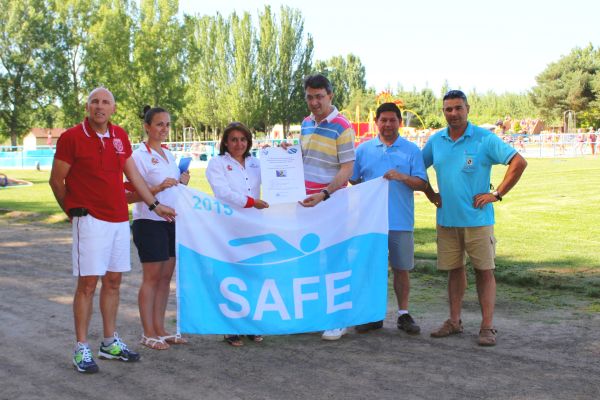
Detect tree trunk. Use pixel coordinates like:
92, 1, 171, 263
283, 121, 290, 139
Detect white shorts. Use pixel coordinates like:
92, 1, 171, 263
72, 214, 131, 276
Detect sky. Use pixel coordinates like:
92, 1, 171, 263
178, 0, 600, 95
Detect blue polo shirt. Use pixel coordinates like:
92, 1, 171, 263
422, 122, 517, 227
352, 135, 427, 231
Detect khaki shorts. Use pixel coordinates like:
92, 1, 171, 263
436, 225, 496, 271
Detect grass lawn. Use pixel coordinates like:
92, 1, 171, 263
2, 156, 599, 296
415, 157, 600, 296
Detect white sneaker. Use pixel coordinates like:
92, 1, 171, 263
321, 328, 347, 341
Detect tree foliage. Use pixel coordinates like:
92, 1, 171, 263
3, 0, 574, 146
531, 44, 600, 127
46, 0, 98, 127
315, 54, 366, 112
269, 6, 313, 136
0, 1, 364, 143
0, 0, 50, 146
183, 13, 230, 139
130, 0, 186, 139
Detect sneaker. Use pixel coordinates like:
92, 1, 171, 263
397, 314, 421, 335
478, 328, 497, 346
430, 319, 464, 338
98, 333, 140, 362
355, 320, 384, 333
321, 328, 348, 341
73, 343, 99, 374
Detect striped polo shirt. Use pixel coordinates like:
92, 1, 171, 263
300, 106, 356, 193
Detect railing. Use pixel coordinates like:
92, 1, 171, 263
0, 146, 56, 169
0, 134, 597, 169
0, 140, 299, 169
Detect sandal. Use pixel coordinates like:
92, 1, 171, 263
224, 335, 243, 347
478, 328, 497, 346
159, 334, 188, 345
140, 335, 169, 350
246, 335, 264, 343
430, 319, 463, 338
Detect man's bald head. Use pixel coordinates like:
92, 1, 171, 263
87, 87, 115, 105
85, 87, 116, 129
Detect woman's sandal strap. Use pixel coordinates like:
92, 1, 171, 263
140, 335, 169, 350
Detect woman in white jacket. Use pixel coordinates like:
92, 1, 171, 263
206, 121, 268, 346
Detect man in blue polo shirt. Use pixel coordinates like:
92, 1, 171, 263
351, 102, 427, 335
423, 90, 527, 346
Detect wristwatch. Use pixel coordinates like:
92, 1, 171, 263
148, 199, 160, 211
320, 189, 330, 201
492, 191, 502, 201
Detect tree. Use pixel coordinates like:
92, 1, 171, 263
227, 11, 259, 128
315, 53, 366, 112
255, 6, 278, 133
531, 44, 600, 126
46, 0, 99, 128
183, 13, 230, 140
83, 0, 135, 131
131, 0, 186, 140
584, 72, 600, 126
0, 0, 51, 146
270, 6, 313, 137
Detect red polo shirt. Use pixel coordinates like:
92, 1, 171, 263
54, 118, 133, 222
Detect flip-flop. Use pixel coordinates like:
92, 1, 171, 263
140, 335, 169, 350
224, 335, 243, 347
159, 334, 188, 345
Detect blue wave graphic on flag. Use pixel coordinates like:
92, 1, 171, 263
177, 233, 388, 334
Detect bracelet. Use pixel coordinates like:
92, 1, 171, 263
321, 189, 330, 201
148, 200, 160, 211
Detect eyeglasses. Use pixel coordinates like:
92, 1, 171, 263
443, 90, 467, 101
305, 94, 327, 101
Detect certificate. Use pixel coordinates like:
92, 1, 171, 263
260, 145, 306, 204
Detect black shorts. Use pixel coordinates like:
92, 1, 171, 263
131, 219, 175, 263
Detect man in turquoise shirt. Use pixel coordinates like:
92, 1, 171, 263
351, 102, 427, 335
423, 90, 527, 346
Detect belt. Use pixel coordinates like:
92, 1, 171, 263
69, 208, 89, 217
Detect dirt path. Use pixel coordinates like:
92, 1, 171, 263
1, 220, 598, 400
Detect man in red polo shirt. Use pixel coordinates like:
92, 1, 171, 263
50, 87, 176, 374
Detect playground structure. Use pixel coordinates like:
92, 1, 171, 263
349, 91, 427, 145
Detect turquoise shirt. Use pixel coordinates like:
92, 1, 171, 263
352, 136, 427, 231
422, 122, 517, 227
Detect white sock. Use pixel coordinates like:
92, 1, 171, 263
398, 310, 408, 316
103, 335, 115, 345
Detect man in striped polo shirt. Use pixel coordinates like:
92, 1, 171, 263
300, 74, 356, 340
299, 74, 356, 206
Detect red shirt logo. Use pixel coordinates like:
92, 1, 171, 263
227, 165, 233, 171
151, 157, 159, 165
113, 138, 124, 153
